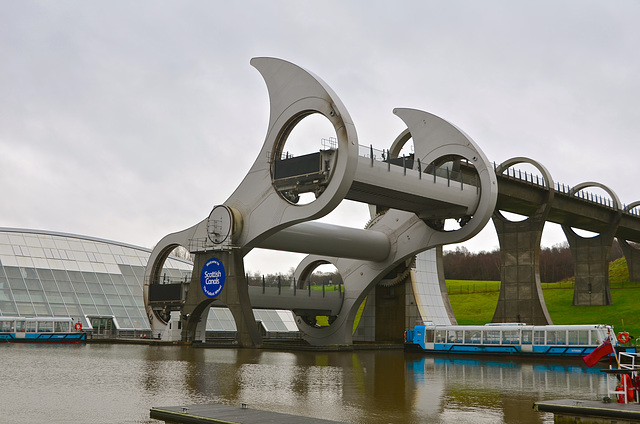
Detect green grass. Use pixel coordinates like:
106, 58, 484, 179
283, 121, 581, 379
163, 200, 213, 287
446, 280, 501, 295
447, 290, 498, 325
317, 259, 638, 340
449, 286, 640, 337
447, 258, 640, 342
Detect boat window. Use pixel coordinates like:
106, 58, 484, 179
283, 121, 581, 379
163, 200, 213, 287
568, 331, 578, 345
534, 330, 545, 344
25, 321, 36, 332
0, 320, 14, 332
447, 330, 463, 343
591, 329, 604, 344
521, 330, 533, 345
548, 330, 566, 345
484, 330, 500, 344
578, 330, 589, 345
425, 329, 434, 343
435, 330, 446, 344
15, 321, 26, 332
502, 330, 519, 344
38, 321, 53, 333
465, 330, 481, 344
55, 321, 70, 332
568, 330, 588, 345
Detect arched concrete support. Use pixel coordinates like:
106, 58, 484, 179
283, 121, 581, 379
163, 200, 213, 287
492, 157, 553, 325
619, 202, 640, 283
562, 182, 622, 306
182, 250, 262, 347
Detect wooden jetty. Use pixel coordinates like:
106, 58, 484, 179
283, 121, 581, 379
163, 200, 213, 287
150, 403, 347, 424
534, 399, 640, 423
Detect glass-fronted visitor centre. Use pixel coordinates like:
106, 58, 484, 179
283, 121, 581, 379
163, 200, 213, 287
0, 228, 298, 339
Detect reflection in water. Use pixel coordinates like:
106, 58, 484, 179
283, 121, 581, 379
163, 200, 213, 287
408, 355, 607, 424
1, 344, 610, 424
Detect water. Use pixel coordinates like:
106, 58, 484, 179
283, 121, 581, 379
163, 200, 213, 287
0, 344, 611, 423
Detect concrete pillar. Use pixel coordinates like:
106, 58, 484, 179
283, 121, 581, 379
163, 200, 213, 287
182, 250, 262, 347
561, 182, 621, 306
492, 215, 553, 324
619, 202, 640, 283
492, 158, 553, 325
375, 283, 406, 343
562, 229, 615, 306
619, 238, 640, 282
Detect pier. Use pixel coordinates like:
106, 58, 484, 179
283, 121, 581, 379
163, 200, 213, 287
150, 403, 346, 424
534, 399, 640, 423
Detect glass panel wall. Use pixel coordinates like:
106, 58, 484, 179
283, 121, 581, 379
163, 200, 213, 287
0, 229, 192, 331
0, 229, 299, 337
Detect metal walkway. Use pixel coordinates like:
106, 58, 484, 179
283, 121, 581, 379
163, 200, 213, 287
151, 403, 346, 424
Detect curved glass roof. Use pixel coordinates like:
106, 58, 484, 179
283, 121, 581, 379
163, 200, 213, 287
0, 228, 191, 330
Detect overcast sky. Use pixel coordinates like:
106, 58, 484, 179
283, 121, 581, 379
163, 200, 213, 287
2, 1, 639, 274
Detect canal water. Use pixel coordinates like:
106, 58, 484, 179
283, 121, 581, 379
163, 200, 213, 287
1, 343, 611, 423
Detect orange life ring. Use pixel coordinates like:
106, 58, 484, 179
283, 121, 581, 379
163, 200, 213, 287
618, 332, 630, 344
74, 322, 83, 331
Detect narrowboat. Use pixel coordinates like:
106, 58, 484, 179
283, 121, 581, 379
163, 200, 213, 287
405, 323, 634, 358
0, 316, 86, 343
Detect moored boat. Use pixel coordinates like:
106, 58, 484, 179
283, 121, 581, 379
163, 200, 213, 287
0, 316, 86, 343
405, 322, 635, 358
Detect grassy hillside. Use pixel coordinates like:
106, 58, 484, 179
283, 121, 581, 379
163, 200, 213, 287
447, 258, 640, 342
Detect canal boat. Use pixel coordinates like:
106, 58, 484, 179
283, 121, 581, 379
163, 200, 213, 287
405, 323, 632, 358
0, 316, 86, 343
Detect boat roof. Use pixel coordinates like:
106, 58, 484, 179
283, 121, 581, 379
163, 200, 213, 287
417, 323, 612, 330
0, 316, 73, 322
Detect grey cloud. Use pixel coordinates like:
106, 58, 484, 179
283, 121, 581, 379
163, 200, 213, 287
1, 1, 639, 273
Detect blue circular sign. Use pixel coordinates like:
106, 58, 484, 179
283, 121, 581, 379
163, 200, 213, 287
200, 258, 226, 298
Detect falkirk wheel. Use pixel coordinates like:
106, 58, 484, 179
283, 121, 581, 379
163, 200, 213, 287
143, 57, 498, 347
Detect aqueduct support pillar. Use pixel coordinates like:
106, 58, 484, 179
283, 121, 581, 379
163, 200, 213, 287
619, 239, 640, 283
491, 158, 553, 325
561, 182, 621, 306
619, 202, 640, 283
562, 229, 615, 306
492, 216, 553, 324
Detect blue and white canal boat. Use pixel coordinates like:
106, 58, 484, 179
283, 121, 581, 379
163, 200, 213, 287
405, 323, 628, 358
0, 316, 86, 343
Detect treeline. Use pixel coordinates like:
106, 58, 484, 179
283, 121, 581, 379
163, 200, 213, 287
177, 241, 627, 285
443, 241, 624, 282
246, 270, 343, 287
